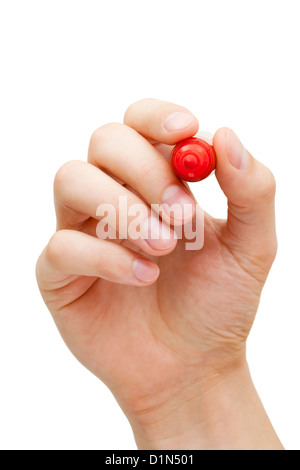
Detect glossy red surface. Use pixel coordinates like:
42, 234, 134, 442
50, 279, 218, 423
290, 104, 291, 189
171, 137, 216, 182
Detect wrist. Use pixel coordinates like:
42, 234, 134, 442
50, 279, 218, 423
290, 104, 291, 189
126, 361, 283, 450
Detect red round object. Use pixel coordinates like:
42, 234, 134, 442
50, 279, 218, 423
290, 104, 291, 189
171, 137, 216, 182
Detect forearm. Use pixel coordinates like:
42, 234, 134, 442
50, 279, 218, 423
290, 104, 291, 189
129, 363, 283, 450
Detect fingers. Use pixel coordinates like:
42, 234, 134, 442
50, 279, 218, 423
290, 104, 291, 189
213, 128, 277, 265
36, 230, 160, 288
88, 123, 196, 224
124, 98, 199, 144
54, 160, 177, 256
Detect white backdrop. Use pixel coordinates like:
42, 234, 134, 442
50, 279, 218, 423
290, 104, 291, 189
0, 0, 299, 450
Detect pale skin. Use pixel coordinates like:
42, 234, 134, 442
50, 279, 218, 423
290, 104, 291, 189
36, 98, 283, 450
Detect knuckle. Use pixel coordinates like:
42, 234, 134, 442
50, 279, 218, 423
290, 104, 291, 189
45, 230, 69, 267
123, 98, 153, 122
89, 122, 123, 152
123, 103, 135, 123
54, 160, 82, 194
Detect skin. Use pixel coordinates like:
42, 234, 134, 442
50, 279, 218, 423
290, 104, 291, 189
36, 98, 283, 450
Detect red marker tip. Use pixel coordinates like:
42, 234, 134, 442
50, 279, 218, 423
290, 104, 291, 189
171, 137, 216, 182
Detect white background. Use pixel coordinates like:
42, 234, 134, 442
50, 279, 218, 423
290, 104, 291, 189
0, 0, 299, 450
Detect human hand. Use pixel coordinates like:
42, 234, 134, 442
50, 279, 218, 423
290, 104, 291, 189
36, 99, 282, 450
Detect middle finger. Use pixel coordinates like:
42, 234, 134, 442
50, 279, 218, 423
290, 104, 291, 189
88, 123, 196, 224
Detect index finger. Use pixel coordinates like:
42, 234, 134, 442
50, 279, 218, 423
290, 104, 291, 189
123, 98, 199, 145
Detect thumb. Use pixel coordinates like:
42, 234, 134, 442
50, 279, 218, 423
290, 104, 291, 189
213, 127, 277, 269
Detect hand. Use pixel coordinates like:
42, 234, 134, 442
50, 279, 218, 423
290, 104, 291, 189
36, 98, 282, 450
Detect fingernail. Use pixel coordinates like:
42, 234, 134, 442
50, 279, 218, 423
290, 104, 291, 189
163, 112, 195, 132
141, 216, 176, 251
133, 259, 159, 283
226, 129, 250, 170
162, 185, 195, 222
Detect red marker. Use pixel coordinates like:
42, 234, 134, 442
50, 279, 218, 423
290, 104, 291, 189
171, 137, 216, 182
